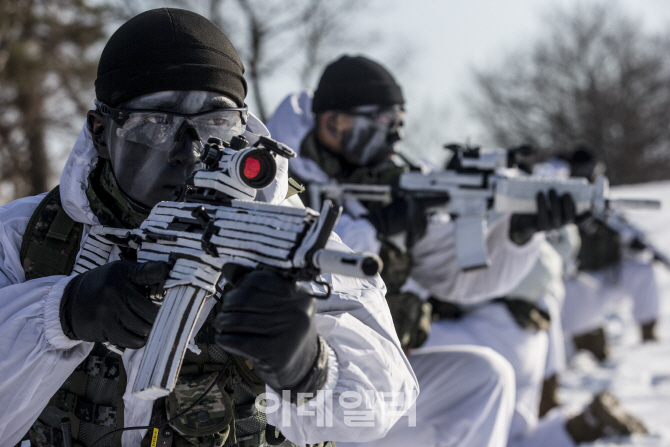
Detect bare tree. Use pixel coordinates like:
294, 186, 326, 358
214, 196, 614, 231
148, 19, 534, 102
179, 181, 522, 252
191, 0, 372, 122
0, 0, 374, 202
0, 0, 110, 202
0, 0, 197, 203
468, 4, 670, 185
400, 100, 454, 167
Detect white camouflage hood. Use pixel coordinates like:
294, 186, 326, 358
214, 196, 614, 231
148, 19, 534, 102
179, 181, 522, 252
265, 91, 331, 184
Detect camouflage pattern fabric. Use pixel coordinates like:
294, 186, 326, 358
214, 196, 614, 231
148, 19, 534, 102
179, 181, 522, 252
161, 305, 334, 447
85, 159, 151, 229
51, 389, 116, 426
495, 298, 551, 332
28, 345, 123, 447
29, 419, 67, 447
80, 353, 121, 380
378, 240, 412, 293
296, 132, 431, 350
379, 240, 432, 351
577, 216, 622, 272
386, 292, 433, 351
21, 177, 128, 446
156, 306, 261, 447
167, 372, 234, 442
297, 131, 405, 191
20, 186, 84, 280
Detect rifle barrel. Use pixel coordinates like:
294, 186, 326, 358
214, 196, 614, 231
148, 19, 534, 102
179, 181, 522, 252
312, 249, 383, 278
607, 198, 661, 210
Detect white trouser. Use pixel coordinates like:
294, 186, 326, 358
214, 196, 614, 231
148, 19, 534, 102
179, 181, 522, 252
424, 302, 576, 447
541, 292, 567, 378
337, 345, 515, 447
562, 260, 660, 337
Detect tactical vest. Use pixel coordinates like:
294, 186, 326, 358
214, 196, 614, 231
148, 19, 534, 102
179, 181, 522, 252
21, 186, 329, 447
577, 217, 622, 272
292, 134, 431, 351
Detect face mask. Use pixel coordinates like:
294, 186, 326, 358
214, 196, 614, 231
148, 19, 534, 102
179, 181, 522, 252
340, 105, 405, 167
95, 91, 247, 208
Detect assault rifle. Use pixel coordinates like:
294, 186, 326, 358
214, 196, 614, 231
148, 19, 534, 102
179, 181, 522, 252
72, 135, 382, 400
596, 209, 670, 269
309, 144, 659, 270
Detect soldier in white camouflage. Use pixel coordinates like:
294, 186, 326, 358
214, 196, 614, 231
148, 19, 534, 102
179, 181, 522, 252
0, 8, 417, 447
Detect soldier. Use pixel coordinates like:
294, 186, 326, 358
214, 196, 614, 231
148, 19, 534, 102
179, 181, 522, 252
266, 56, 530, 447
0, 10, 418, 447
560, 148, 661, 358
266, 55, 647, 447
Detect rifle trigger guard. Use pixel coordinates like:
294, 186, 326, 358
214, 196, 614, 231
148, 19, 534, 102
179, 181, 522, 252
310, 277, 331, 299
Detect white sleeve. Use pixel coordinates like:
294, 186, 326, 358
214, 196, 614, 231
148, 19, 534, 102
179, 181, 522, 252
0, 194, 45, 287
410, 214, 543, 305
333, 213, 382, 255
266, 237, 419, 446
265, 91, 315, 154
506, 240, 564, 303
0, 196, 93, 446
548, 223, 581, 263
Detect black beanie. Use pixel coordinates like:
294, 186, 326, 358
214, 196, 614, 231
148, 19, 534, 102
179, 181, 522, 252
312, 55, 404, 113
95, 8, 247, 107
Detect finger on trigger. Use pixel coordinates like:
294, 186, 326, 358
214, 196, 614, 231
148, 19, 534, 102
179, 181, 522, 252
126, 289, 160, 323
126, 261, 171, 287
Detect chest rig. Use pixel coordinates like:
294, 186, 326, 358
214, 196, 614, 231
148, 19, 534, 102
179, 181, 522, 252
293, 133, 431, 352
20, 185, 328, 447
294, 132, 413, 294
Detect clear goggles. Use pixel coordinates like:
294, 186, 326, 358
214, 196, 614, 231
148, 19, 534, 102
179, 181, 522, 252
347, 104, 405, 133
95, 99, 248, 151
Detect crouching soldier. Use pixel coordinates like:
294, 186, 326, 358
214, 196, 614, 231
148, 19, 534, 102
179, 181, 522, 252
0, 9, 417, 447
267, 55, 517, 447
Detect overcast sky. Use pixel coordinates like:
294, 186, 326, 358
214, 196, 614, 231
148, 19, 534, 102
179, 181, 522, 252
259, 0, 670, 161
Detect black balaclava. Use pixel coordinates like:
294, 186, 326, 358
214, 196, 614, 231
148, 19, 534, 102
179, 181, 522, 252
95, 8, 247, 107
312, 55, 404, 113
569, 145, 604, 180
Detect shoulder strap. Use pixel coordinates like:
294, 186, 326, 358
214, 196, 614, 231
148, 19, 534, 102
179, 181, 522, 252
20, 185, 84, 280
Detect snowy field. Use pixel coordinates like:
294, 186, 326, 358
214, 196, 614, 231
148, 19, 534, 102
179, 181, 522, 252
18, 181, 670, 447
562, 181, 670, 447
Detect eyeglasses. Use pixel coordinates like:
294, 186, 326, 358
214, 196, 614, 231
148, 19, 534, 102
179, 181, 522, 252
95, 99, 249, 151
346, 104, 405, 133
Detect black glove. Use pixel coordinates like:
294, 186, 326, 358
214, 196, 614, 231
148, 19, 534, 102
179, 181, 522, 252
386, 292, 432, 352
60, 260, 169, 349
509, 190, 577, 244
214, 267, 328, 402
366, 195, 447, 247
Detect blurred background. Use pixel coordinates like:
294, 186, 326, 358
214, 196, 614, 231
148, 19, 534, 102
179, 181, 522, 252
4, 2, 670, 445
1, 0, 670, 203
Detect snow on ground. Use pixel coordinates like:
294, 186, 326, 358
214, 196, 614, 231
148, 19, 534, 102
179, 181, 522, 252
18, 181, 670, 447
560, 181, 670, 447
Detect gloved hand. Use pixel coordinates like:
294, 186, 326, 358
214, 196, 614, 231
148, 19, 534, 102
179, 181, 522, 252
60, 260, 169, 349
366, 195, 447, 248
386, 292, 432, 352
509, 190, 577, 244
214, 267, 328, 402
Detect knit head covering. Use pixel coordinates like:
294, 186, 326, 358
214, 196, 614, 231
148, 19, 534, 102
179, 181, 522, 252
95, 8, 247, 107
312, 55, 404, 113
